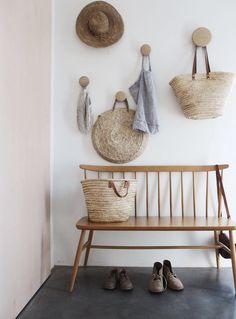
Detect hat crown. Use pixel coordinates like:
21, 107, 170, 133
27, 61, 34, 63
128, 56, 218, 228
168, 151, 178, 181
88, 11, 109, 36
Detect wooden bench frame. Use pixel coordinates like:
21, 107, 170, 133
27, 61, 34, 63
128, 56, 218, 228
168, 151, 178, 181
69, 164, 236, 293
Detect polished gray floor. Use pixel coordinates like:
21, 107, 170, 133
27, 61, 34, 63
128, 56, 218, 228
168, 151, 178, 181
18, 266, 236, 319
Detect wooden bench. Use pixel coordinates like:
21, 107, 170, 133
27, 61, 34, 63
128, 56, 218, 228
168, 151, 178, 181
69, 164, 236, 292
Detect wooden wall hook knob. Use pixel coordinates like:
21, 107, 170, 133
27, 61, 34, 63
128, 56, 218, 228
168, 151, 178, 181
79, 76, 90, 88
115, 91, 126, 102
140, 44, 151, 56
192, 27, 212, 47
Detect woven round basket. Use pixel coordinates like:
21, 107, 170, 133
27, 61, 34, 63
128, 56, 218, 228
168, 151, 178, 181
81, 179, 137, 223
92, 107, 148, 163
170, 46, 235, 119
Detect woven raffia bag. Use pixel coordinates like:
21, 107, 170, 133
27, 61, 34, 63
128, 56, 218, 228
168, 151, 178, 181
81, 179, 137, 222
170, 46, 234, 119
92, 97, 148, 163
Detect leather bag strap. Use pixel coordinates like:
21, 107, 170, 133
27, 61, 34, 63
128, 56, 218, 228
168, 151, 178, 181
216, 165, 230, 219
192, 46, 211, 80
108, 181, 130, 198
112, 98, 129, 112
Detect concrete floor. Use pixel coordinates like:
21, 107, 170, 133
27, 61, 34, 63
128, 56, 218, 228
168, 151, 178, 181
18, 266, 236, 319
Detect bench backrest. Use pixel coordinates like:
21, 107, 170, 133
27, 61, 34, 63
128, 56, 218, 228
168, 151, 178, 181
80, 164, 229, 218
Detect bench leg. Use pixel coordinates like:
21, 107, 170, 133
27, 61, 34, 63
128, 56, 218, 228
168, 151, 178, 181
229, 230, 236, 294
214, 231, 220, 269
69, 230, 86, 292
84, 230, 94, 267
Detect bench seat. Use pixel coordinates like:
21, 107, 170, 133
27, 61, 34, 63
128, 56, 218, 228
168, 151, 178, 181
76, 216, 236, 231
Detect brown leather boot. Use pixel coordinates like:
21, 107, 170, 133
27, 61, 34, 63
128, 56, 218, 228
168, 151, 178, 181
163, 260, 184, 291
103, 268, 119, 290
119, 268, 133, 291
148, 262, 167, 293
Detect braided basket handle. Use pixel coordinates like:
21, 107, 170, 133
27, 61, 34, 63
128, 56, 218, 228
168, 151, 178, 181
108, 181, 130, 198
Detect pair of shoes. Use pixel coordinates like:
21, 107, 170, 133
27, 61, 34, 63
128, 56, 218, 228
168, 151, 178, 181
149, 260, 184, 293
103, 268, 133, 291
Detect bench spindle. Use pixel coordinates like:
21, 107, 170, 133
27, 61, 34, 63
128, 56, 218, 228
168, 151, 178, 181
181, 172, 184, 217
205, 171, 208, 217
169, 172, 172, 217
146, 172, 149, 217
192, 172, 196, 218
158, 172, 161, 217
134, 172, 137, 217
218, 170, 223, 218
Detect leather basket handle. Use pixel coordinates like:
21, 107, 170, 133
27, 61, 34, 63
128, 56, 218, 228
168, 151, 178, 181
192, 46, 211, 80
108, 181, 130, 198
112, 99, 130, 112
216, 165, 230, 219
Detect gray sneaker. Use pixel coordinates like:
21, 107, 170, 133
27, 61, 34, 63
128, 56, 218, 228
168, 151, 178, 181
163, 260, 184, 291
119, 268, 133, 291
148, 262, 167, 293
103, 268, 118, 290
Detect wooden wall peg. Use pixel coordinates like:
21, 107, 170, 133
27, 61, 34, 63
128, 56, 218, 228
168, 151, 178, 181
79, 76, 90, 88
115, 91, 126, 102
192, 27, 212, 47
140, 44, 151, 56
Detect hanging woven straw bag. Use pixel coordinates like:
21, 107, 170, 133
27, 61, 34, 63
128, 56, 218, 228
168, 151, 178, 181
92, 96, 148, 163
169, 46, 234, 119
81, 179, 137, 223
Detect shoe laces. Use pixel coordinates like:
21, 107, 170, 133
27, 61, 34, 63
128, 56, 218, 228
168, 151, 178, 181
152, 273, 161, 281
152, 273, 167, 290
120, 270, 128, 280
167, 272, 177, 280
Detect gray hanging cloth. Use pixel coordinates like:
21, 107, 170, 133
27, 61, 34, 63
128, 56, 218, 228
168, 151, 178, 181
129, 56, 159, 134
77, 87, 93, 134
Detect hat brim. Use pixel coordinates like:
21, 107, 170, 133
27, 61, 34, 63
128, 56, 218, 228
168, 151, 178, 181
76, 1, 124, 48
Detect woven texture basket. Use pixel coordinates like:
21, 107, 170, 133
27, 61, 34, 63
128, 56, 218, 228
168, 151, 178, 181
81, 179, 137, 222
170, 46, 234, 119
92, 99, 148, 163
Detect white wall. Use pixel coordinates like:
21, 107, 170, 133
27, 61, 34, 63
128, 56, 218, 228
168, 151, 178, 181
0, 1, 52, 318
53, 0, 236, 267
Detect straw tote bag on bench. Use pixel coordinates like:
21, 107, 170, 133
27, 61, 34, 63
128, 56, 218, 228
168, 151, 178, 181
169, 46, 234, 119
81, 179, 137, 222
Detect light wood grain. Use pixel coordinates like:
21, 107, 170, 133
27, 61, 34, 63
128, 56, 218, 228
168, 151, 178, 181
140, 44, 151, 56
83, 230, 94, 266
169, 172, 172, 217
115, 91, 126, 102
76, 216, 236, 231
146, 172, 149, 216
192, 172, 196, 217
206, 171, 209, 217
181, 172, 184, 217
229, 230, 236, 293
90, 244, 221, 250
158, 172, 161, 217
80, 164, 229, 172
69, 230, 86, 292
79, 76, 89, 88
214, 230, 220, 269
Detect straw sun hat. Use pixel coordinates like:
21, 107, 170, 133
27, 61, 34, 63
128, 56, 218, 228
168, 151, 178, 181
76, 1, 124, 48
